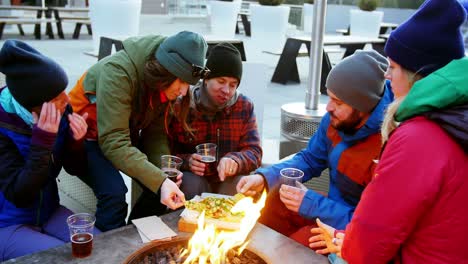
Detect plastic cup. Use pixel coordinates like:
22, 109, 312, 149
67, 213, 96, 258
195, 143, 218, 181
160, 155, 183, 182
280, 168, 304, 186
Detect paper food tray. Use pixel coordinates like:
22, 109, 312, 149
180, 193, 241, 230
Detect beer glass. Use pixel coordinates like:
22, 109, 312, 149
280, 168, 304, 186
67, 213, 96, 258
160, 155, 183, 182
195, 143, 218, 181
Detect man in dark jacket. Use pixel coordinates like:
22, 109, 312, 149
0, 40, 90, 261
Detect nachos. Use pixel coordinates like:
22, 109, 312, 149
184, 193, 246, 222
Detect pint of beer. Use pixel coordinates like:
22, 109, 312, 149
161, 155, 183, 182
196, 143, 218, 182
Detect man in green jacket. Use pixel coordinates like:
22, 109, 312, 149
69, 31, 208, 231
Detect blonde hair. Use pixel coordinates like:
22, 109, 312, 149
381, 69, 423, 144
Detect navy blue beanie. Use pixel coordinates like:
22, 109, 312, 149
0, 40, 68, 109
384, 0, 466, 76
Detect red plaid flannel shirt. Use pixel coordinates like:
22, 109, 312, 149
168, 93, 262, 175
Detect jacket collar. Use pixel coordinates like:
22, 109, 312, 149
0, 87, 31, 134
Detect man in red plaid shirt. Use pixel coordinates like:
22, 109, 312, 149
169, 43, 262, 199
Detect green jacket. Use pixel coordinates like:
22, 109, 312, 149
396, 57, 468, 122
83, 35, 169, 193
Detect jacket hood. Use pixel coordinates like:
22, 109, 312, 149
122, 35, 167, 84
396, 57, 468, 122
424, 104, 468, 153
339, 81, 394, 142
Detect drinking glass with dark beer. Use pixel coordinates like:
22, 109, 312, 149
160, 155, 183, 182
67, 213, 96, 258
195, 143, 218, 182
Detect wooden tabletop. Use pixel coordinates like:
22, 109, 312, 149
0, 5, 47, 11
292, 34, 386, 45
47, 6, 89, 12
380, 22, 398, 29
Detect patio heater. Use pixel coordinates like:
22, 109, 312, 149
279, 0, 328, 158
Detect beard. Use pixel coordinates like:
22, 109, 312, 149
330, 109, 364, 135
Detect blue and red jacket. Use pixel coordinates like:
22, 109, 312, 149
0, 98, 86, 228
257, 82, 393, 230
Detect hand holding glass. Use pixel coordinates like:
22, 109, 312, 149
195, 143, 218, 180
161, 155, 183, 182
280, 168, 304, 186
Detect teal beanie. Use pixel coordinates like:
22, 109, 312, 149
155, 31, 208, 85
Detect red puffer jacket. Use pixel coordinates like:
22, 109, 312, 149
341, 117, 468, 264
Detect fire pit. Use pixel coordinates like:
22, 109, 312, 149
125, 192, 269, 264
124, 237, 266, 264
120, 192, 326, 264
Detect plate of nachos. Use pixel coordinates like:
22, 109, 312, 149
180, 193, 246, 230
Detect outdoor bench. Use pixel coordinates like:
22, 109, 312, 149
0, 17, 56, 39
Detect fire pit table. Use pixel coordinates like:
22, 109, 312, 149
3, 210, 328, 264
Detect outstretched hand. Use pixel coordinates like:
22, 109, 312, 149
236, 174, 265, 197
32, 102, 61, 134
160, 178, 185, 209
309, 218, 344, 257
217, 157, 238, 181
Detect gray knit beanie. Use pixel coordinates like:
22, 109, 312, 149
326, 50, 388, 113
156, 31, 208, 85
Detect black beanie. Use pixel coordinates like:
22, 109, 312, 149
0, 40, 68, 109
205, 43, 242, 84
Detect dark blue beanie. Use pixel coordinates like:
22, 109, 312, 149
384, 0, 466, 76
0, 40, 68, 109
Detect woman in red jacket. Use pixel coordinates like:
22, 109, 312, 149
309, 0, 468, 263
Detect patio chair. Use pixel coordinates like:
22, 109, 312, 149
57, 170, 140, 218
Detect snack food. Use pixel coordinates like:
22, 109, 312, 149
184, 193, 246, 222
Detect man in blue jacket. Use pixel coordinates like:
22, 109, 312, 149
237, 50, 393, 247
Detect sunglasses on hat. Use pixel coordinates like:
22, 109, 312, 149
179, 54, 210, 79
192, 64, 211, 79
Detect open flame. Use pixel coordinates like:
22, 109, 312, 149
180, 190, 267, 264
